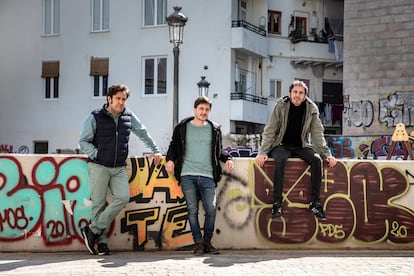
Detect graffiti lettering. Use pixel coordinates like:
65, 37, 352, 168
157, 204, 193, 249
127, 157, 183, 203
390, 221, 408, 238
1, 154, 414, 251
121, 207, 160, 250
344, 101, 374, 128
0, 205, 30, 232
379, 91, 414, 127
319, 223, 346, 239
252, 159, 414, 245
328, 137, 355, 158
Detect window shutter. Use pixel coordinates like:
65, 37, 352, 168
90, 57, 109, 76
41, 61, 60, 78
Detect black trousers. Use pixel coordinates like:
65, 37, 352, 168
270, 145, 323, 204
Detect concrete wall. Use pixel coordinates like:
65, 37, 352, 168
1, 154, 414, 252
343, 0, 414, 136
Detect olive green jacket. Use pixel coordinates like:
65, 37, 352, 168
258, 96, 332, 160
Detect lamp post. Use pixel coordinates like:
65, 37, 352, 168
166, 6, 187, 126
197, 76, 210, 97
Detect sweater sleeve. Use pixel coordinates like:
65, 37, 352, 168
78, 114, 98, 160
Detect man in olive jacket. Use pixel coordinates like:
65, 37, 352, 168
256, 80, 337, 220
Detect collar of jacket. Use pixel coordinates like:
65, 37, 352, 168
101, 104, 126, 118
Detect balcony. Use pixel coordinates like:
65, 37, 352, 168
231, 20, 268, 57
230, 93, 268, 125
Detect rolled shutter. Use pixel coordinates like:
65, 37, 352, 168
90, 57, 109, 76
41, 61, 60, 78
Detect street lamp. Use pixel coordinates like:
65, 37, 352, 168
197, 76, 210, 97
166, 6, 188, 126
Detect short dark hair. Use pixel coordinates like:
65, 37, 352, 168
107, 84, 130, 99
289, 80, 308, 95
194, 95, 212, 108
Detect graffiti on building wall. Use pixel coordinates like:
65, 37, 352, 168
0, 144, 29, 154
225, 146, 258, 157
343, 100, 374, 128
1, 155, 414, 251
251, 159, 414, 245
379, 91, 414, 127
342, 90, 414, 131
326, 135, 414, 159
0, 155, 90, 244
226, 136, 414, 160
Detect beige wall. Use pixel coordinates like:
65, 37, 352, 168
343, 1, 414, 136
1, 154, 414, 252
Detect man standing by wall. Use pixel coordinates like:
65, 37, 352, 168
165, 96, 234, 255
79, 84, 162, 255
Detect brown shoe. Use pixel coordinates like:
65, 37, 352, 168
204, 241, 220, 254
193, 242, 205, 255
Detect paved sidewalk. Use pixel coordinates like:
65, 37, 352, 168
0, 249, 413, 276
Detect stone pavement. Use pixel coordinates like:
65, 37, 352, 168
0, 249, 413, 276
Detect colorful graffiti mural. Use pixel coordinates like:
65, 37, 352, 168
324, 135, 414, 159
251, 160, 414, 246
0, 154, 414, 252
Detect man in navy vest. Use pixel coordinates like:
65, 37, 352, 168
79, 84, 161, 255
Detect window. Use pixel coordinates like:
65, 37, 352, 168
34, 141, 48, 154
238, 71, 247, 93
295, 16, 307, 38
268, 10, 281, 34
43, 0, 60, 35
323, 81, 343, 104
41, 61, 59, 99
269, 80, 281, 98
92, 0, 109, 31
240, 0, 247, 21
90, 57, 109, 97
143, 57, 167, 95
144, 0, 167, 26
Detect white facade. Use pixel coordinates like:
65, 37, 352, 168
0, 0, 343, 155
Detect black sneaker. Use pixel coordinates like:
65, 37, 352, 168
271, 202, 282, 219
81, 226, 98, 255
97, 243, 111, 255
204, 241, 220, 254
193, 242, 205, 255
309, 201, 326, 220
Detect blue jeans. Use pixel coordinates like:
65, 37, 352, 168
180, 175, 216, 243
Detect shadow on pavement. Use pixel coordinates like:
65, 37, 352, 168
0, 249, 413, 272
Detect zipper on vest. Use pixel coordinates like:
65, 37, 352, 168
113, 130, 119, 167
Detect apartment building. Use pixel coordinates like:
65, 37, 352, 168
0, 0, 343, 154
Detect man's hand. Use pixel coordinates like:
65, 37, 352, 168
326, 156, 337, 168
225, 159, 234, 173
151, 153, 163, 165
165, 160, 175, 175
255, 154, 268, 167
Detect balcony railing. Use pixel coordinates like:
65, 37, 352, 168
231, 92, 267, 105
232, 20, 266, 37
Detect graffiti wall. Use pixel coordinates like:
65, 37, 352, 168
343, 90, 414, 136
1, 154, 414, 252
